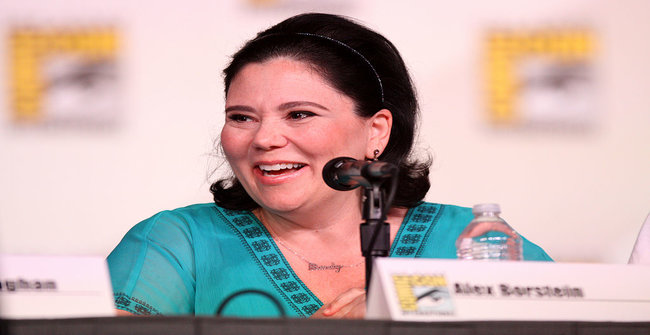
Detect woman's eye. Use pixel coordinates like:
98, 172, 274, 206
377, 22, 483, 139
227, 114, 252, 122
288, 111, 315, 120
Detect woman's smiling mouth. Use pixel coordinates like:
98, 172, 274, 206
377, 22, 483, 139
257, 163, 306, 176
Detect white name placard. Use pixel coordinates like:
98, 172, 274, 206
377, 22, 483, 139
0, 254, 116, 319
366, 258, 650, 322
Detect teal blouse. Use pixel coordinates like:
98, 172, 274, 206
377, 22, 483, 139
107, 202, 551, 317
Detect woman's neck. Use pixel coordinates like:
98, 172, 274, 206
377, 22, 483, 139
254, 199, 408, 249
256, 201, 361, 240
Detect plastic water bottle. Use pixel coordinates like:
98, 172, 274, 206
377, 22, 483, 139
455, 204, 523, 261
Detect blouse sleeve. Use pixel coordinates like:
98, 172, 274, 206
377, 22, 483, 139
107, 211, 196, 315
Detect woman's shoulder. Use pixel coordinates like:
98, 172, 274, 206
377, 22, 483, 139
159, 203, 220, 217
127, 203, 249, 237
143, 203, 240, 222
407, 201, 473, 224
410, 201, 471, 211
109, 203, 252, 266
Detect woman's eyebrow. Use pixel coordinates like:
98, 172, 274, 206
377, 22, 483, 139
225, 105, 255, 113
278, 101, 329, 111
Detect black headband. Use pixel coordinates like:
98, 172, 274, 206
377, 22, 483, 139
254, 32, 385, 104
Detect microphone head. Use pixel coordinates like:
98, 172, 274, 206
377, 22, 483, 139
322, 157, 359, 191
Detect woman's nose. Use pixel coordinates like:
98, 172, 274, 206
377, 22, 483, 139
251, 120, 288, 151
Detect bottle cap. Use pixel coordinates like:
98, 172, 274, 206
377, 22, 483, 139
472, 203, 501, 215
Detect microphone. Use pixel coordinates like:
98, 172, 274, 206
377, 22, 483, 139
322, 157, 398, 191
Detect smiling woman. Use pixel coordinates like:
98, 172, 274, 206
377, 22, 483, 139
106, 13, 552, 319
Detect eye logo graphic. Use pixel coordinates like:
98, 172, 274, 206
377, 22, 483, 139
484, 28, 597, 128
9, 26, 120, 127
393, 275, 454, 315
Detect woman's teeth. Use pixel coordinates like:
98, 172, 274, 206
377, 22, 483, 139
258, 163, 305, 175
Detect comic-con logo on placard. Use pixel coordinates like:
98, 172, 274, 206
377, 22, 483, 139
393, 275, 454, 315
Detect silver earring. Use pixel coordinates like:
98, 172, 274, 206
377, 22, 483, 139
373, 149, 380, 161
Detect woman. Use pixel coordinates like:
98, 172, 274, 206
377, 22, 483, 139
107, 13, 551, 319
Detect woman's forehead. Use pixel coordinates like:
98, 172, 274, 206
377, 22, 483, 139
226, 58, 353, 106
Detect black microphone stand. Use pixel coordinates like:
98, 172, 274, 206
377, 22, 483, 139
321, 157, 398, 292
360, 182, 391, 291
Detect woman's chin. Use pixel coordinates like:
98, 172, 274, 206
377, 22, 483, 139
257, 199, 308, 214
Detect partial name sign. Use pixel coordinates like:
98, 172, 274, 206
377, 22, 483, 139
367, 258, 650, 322
0, 254, 115, 319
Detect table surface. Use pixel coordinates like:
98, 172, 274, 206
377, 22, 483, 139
2, 317, 650, 335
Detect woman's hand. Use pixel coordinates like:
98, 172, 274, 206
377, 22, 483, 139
115, 309, 134, 316
310, 288, 366, 319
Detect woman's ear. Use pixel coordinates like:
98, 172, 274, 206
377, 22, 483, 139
366, 109, 393, 158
